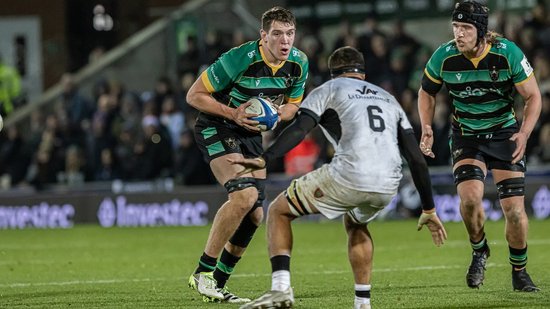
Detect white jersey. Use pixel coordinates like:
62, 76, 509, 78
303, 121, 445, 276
300, 77, 412, 193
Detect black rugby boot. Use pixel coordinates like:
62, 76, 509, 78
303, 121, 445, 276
512, 268, 540, 292
466, 249, 490, 288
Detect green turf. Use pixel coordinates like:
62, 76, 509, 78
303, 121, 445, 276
0, 219, 548, 308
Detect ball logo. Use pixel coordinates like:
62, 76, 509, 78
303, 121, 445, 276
245, 97, 279, 131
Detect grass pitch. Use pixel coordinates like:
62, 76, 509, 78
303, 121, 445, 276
0, 219, 548, 308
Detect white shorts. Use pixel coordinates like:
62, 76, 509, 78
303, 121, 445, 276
284, 164, 396, 224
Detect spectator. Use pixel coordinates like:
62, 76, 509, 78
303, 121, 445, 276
160, 95, 185, 150
57, 145, 87, 186
0, 52, 22, 117
174, 129, 215, 186
95, 147, 121, 181
133, 115, 173, 180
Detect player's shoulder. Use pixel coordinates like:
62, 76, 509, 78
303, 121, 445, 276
221, 40, 260, 60
288, 46, 309, 64
432, 39, 461, 59
332, 78, 398, 103
490, 37, 524, 58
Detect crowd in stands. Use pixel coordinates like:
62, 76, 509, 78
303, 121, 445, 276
1, 4, 550, 189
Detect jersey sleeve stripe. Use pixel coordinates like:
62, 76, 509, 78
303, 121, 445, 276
424, 68, 442, 84
514, 71, 534, 86
287, 95, 303, 104
201, 71, 215, 93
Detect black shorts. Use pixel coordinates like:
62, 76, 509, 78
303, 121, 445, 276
450, 127, 526, 172
194, 113, 263, 163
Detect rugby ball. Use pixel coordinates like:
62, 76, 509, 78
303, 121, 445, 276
245, 97, 279, 131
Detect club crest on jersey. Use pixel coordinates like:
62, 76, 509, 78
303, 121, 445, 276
490, 66, 499, 82
284, 74, 295, 87
314, 188, 324, 198
456, 73, 462, 81
224, 137, 237, 149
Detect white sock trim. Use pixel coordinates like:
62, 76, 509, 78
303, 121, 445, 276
355, 284, 371, 291
271, 270, 291, 291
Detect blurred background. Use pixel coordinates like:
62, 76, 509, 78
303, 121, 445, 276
0, 0, 549, 229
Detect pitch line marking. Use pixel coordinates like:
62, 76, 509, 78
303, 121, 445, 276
0, 263, 505, 288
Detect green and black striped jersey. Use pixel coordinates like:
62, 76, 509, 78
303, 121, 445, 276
421, 38, 534, 136
200, 40, 309, 108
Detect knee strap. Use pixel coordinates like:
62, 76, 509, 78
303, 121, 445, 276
224, 177, 257, 193
229, 214, 259, 248
253, 178, 266, 209
454, 164, 485, 185
496, 177, 525, 199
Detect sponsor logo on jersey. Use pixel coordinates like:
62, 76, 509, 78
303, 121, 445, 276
255, 80, 260, 87
356, 86, 378, 95
248, 50, 256, 58
209, 67, 220, 84
521, 56, 533, 76
456, 86, 503, 98
456, 73, 462, 81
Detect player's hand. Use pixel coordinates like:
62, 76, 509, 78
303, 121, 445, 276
227, 156, 267, 177
510, 131, 527, 164
417, 209, 447, 247
420, 124, 435, 158
231, 102, 260, 132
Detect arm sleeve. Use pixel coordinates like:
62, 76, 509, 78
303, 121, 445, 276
397, 126, 435, 211
286, 50, 309, 105
421, 45, 445, 96
508, 41, 534, 84
201, 48, 242, 93
421, 71, 442, 96
262, 109, 318, 163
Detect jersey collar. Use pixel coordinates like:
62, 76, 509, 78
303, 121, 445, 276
464, 42, 492, 69
258, 41, 286, 75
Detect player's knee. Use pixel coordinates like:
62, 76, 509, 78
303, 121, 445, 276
453, 164, 485, 185
459, 187, 484, 208
503, 205, 525, 226
268, 194, 296, 219
343, 213, 365, 230
225, 177, 258, 207
248, 206, 263, 226
253, 178, 266, 210
496, 177, 525, 200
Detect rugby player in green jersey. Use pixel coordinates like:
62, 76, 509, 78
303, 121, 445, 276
186, 6, 309, 303
418, 1, 541, 292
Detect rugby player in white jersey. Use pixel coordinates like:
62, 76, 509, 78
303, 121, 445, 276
230, 46, 447, 309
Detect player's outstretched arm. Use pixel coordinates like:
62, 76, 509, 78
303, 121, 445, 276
228, 157, 267, 177
417, 209, 447, 247
417, 88, 436, 158
228, 111, 318, 177
512, 76, 542, 164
